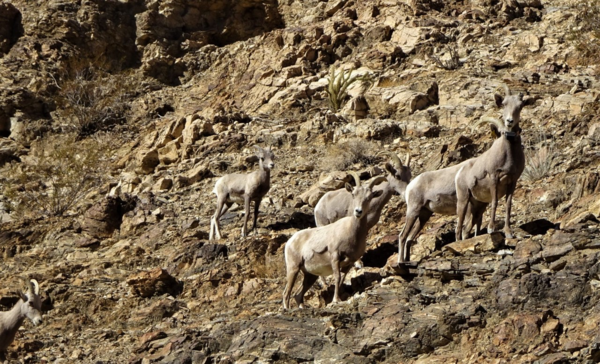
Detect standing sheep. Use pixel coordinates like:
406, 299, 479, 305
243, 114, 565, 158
455, 86, 534, 240
210, 145, 275, 240
283, 176, 386, 309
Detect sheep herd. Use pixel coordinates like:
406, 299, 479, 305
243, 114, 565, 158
0, 86, 531, 358
210, 85, 532, 309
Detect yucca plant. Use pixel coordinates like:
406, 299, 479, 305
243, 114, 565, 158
326, 65, 372, 112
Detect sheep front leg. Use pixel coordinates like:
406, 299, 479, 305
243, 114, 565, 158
241, 195, 251, 238
455, 187, 470, 241
398, 212, 419, 263
251, 198, 260, 235
503, 181, 517, 238
330, 254, 342, 304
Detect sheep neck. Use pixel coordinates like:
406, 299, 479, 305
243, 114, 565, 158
1, 300, 25, 342
365, 179, 403, 229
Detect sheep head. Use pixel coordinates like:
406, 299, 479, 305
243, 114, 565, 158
493, 85, 535, 132
18, 279, 42, 326
254, 145, 275, 171
384, 152, 412, 195
345, 175, 385, 219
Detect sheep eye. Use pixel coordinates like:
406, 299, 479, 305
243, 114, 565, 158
260, 157, 264, 161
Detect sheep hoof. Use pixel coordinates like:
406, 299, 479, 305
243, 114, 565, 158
504, 231, 514, 239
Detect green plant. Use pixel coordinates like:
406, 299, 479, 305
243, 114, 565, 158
0, 133, 111, 218
326, 65, 372, 112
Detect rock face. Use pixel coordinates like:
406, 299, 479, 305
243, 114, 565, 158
1, 0, 600, 363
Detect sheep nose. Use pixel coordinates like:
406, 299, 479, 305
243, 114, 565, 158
32, 317, 42, 326
269, 163, 275, 168
354, 208, 362, 216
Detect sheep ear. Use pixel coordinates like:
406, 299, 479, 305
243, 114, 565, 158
253, 145, 263, 155
490, 124, 500, 138
372, 190, 384, 198
384, 162, 395, 174
345, 183, 354, 193
494, 94, 503, 108
523, 96, 537, 107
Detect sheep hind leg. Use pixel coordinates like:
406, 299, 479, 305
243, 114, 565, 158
398, 212, 419, 263
283, 268, 300, 310
210, 196, 229, 240
294, 272, 318, 309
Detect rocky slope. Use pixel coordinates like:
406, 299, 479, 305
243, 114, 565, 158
1, 0, 600, 363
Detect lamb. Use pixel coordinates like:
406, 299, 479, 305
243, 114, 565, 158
209, 145, 275, 240
314, 153, 412, 229
454, 86, 533, 240
0, 280, 42, 358
282, 176, 386, 309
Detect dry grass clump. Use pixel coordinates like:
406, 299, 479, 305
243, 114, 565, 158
0, 133, 112, 218
430, 45, 461, 70
522, 131, 556, 183
52, 58, 141, 137
321, 138, 379, 171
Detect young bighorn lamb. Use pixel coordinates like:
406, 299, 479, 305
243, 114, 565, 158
397, 161, 488, 263
209, 146, 275, 240
0, 280, 42, 358
283, 176, 386, 309
314, 153, 412, 229
455, 86, 533, 240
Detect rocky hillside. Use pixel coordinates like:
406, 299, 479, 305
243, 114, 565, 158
1, 0, 600, 362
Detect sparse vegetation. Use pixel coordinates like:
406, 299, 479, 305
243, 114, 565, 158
522, 131, 556, 182
52, 59, 140, 137
321, 138, 379, 171
326, 65, 372, 112
430, 45, 461, 70
568, 0, 600, 66
0, 133, 112, 218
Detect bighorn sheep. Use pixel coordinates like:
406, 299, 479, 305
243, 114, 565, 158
314, 153, 412, 229
455, 86, 533, 240
283, 175, 386, 309
397, 160, 488, 263
209, 146, 275, 240
0, 280, 42, 358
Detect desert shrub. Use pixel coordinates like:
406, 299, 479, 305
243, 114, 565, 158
568, 0, 600, 66
321, 138, 379, 171
429, 45, 461, 70
0, 133, 111, 218
326, 65, 372, 112
522, 130, 556, 182
53, 58, 140, 137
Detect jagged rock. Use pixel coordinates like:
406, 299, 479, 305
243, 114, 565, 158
158, 140, 181, 165
137, 149, 160, 175
443, 233, 504, 255
126, 268, 183, 298
0, 138, 26, 166
80, 196, 124, 239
